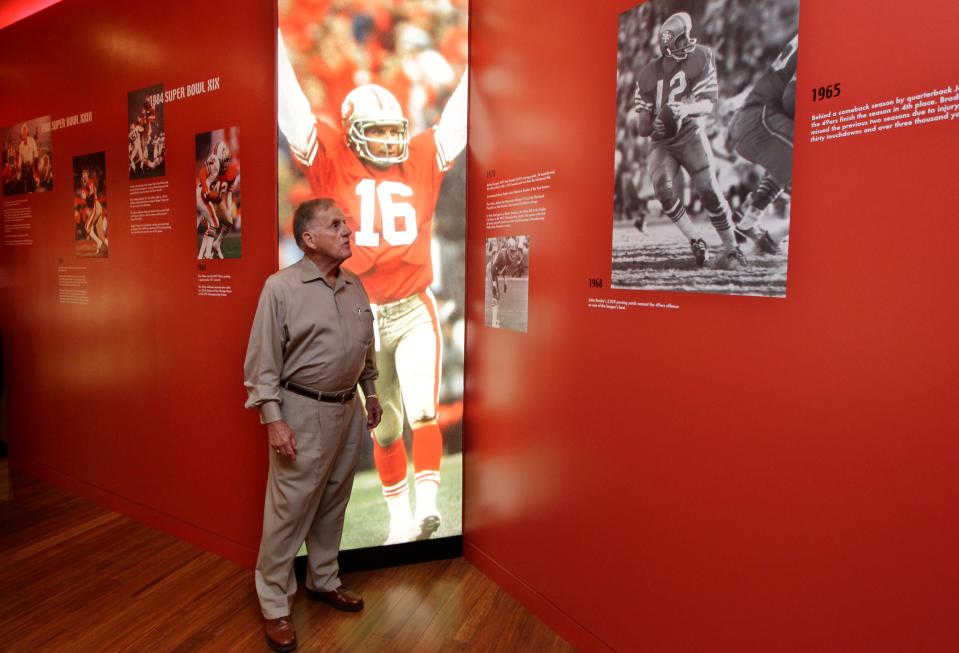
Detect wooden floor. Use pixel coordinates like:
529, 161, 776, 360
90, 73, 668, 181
0, 461, 575, 652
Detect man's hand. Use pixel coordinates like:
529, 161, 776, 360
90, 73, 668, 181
652, 116, 667, 138
366, 396, 383, 429
666, 102, 688, 120
267, 420, 297, 460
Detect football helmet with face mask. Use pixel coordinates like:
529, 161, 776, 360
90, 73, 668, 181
341, 84, 410, 167
660, 12, 697, 61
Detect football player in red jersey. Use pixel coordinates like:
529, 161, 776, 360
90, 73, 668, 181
633, 12, 745, 269
128, 122, 145, 173
196, 141, 239, 259
729, 36, 798, 255
279, 33, 467, 545
78, 169, 107, 255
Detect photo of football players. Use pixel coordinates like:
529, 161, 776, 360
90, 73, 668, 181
612, 0, 799, 297
73, 152, 108, 258
729, 35, 798, 255
128, 85, 166, 179
485, 236, 530, 332
278, 0, 467, 549
195, 128, 241, 259
1, 117, 53, 196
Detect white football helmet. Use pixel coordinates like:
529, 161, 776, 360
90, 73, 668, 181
340, 84, 410, 166
660, 12, 697, 61
213, 141, 231, 171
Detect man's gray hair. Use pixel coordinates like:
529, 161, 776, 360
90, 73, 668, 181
293, 198, 341, 249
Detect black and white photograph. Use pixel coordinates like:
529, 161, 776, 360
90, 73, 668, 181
73, 152, 108, 258
128, 85, 166, 179
485, 235, 530, 332
195, 127, 241, 259
2, 116, 53, 196
612, 0, 799, 297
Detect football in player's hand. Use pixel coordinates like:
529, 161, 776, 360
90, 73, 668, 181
657, 103, 685, 138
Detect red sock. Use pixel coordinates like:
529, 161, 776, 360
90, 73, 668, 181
373, 436, 408, 488
412, 424, 443, 475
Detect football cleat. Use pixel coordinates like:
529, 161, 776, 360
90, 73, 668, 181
633, 215, 647, 233
384, 529, 412, 546
735, 225, 782, 255
715, 247, 748, 270
415, 514, 441, 541
757, 231, 782, 255
689, 238, 707, 266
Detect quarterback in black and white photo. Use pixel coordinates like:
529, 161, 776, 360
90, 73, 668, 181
612, 0, 799, 297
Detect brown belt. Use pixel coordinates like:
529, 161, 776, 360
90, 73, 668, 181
282, 381, 356, 403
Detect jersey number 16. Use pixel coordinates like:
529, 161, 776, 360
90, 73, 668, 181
354, 179, 418, 247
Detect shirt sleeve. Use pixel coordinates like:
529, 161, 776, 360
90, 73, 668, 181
434, 68, 468, 171
635, 81, 655, 114
358, 337, 378, 398
244, 278, 287, 424
278, 30, 321, 167
691, 49, 719, 102
356, 282, 378, 396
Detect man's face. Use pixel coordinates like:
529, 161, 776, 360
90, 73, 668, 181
303, 207, 352, 264
20, 124, 28, 142
365, 124, 404, 161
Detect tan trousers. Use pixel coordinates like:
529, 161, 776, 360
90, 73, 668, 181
255, 388, 364, 619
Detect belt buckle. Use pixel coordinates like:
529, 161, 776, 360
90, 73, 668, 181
339, 391, 353, 403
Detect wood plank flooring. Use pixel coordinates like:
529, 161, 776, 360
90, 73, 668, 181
0, 461, 576, 652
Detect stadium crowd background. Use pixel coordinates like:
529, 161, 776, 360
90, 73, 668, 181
614, 0, 799, 223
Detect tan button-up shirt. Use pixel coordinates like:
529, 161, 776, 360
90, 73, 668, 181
244, 255, 377, 424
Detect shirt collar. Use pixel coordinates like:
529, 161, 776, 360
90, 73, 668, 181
297, 255, 353, 290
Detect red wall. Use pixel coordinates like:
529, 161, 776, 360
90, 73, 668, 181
0, 0, 60, 30
464, 1, 959, 652
0, 0, 276, 565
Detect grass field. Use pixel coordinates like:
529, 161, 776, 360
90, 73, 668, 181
292, 452, 463, 552
485, 277, 529, 332
611, 215, 789, 297
196, 231, 241, 259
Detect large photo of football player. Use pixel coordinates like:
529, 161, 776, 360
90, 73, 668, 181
128, 85, 166, 180
2, 117, 53, 196
485, 236, 530, 332
612, 0, 799, 297
73, 152, 108, 258
195, 128, 241, 259
278, 0, 468, 549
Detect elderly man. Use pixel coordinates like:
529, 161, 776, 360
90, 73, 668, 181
244, 198, 383, 653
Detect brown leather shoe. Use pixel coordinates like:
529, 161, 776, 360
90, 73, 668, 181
264, 615, 297, 652
307, 586, 364, 612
